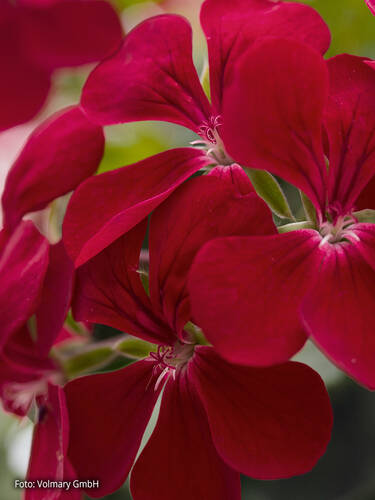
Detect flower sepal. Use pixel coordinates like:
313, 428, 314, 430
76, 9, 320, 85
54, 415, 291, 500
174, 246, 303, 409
116, 337, 157, 360
245, 168, 294, 220
353, 209, 375, 224
278, 221, 316, 234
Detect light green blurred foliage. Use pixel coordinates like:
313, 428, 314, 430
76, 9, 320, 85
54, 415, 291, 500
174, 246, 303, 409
301, 0, 375, 57
114, 0, 164, 8
0, 414, 24, 500
98, 121, 194, 174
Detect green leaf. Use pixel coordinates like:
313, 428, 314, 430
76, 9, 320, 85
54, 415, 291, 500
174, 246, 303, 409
300, 190, 318, 226
200, 60, 211, 103
353, 209, 375, 224
245, 168, 294, 220
116, 337, 156, 359
64, 347, 114, 377
278, 221, 315, 234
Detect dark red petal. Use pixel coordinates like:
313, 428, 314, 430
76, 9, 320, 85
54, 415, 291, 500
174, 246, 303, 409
325, 56, 375, 214
2, 106, 104, 231
73, 221, 174, 345
63, 148, 210, 266
65, 360, 160, 498
301, 227, 375, 389
81, 15, 211, 132
188, 230, 323, 366
190, 347, 332, 479
354, 173, 375, 210
0, 326, 55, 417
2, 326, 56, 376
0, 2, 50, 130
26, 384, 80, 500
130, 371, 240, 500
149, 169, 275, 336
35, 242, 74, 356
222, 37, 328, 213
0, 221, 49, 351
20, 0, 122, 70
201, 0, 330, 112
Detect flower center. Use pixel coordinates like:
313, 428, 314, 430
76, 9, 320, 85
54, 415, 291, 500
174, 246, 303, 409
192, 115, 233, 166
319, 215, 359, 246
3, 372, 61, 414
147, 341, 195, 391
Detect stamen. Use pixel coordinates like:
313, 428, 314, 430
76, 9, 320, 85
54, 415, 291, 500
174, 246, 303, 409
147, 342, 194, 391
319, 214, 360, 245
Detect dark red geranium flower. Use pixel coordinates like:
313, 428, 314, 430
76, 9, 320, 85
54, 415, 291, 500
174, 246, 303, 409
0, 220, 80, 499
25, 384, 82, 500
1, 105, 105, 232
64, 169, 332, 500
62, 0, 331, 266
0, 219, 74, 414
0, 0, 122, 131
188, 37, 375, 389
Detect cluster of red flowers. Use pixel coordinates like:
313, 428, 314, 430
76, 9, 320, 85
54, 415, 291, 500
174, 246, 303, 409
2, 0, 375, 498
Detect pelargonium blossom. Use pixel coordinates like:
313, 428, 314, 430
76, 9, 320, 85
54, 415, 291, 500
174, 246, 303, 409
1, 105, 105, 232
188, 37, 375, 389
0, 219, 74, 414
0, 0, 122, 131
0, 220, 80, 499
64, 169, 332, 500
62, 0, 331, 266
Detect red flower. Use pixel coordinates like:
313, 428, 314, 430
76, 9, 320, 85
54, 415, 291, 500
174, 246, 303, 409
0, 220, 74, 415
64, 169, 332, 499
0, 221, 80, 498
0, 0, 122, 131
26, 384, 81, 500
62, 0, 331, 266
1, 105, 105, 232
189, 37, 375, 389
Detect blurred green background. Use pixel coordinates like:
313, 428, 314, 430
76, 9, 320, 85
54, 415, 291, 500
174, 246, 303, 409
2, 0, 375, 499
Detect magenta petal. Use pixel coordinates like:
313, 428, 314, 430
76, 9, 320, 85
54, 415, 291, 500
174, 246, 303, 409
20, 0, 122, 70
222, 38, 328, 213
149, 171, 275, 335
190, 347, 332, 479
0, 3, 50, 130
301, 230, 375, 389
2, 106, 104, 231
325, 56, 375, 213
366, 0, 375, 14
65, 360, 160, 498
0, 221, 49, 351
201, 0, 330, 112
35, 242, 74, 356
81, 15, 211, 131
26, 384, 80, 500
188, 230, 323, 366
63, 148, 210, 266
73, 221, 174, 345
130, 371, 240, 500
